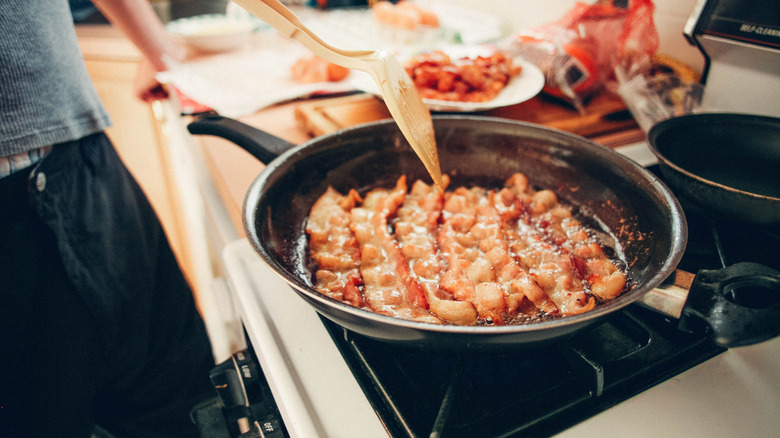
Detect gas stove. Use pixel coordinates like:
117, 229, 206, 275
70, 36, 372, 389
172, 3, 780, 432
220, 154, 780, 437
322, 305, 724, 437
316, 164, 779, 438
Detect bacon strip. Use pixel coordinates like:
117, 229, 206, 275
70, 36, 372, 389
547, 209, 626, 301
474, 191, 559, 323
489, 190, 558, 316
503, 175, 598, 315
511, 217, 595, 315
395, 177, 478, 326
350, 176, 442, 324
437, 186, 543, 325
305, 187, 367, 308
512, 175, 627, 302
438, 186, 483, 308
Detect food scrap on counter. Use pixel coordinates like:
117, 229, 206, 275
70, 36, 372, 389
372, 0, 440, 30
290, 54, 351, 83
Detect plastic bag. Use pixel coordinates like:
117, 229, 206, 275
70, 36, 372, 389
615, 58, 703, 132
500, 0, 659, 112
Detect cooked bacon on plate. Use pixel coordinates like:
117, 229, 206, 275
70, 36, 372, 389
305, 173, 628, 326
404, 50, 522, 102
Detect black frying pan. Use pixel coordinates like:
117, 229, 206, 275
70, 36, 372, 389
188, 114, 778, 352
647, 113, 780, 227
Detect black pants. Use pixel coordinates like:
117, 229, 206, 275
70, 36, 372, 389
0, 133, 215, 437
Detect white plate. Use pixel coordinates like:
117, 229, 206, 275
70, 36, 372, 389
166, 14, 255, 53
351, 45, 545, 113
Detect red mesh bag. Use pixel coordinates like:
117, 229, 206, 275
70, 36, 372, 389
501, 0, 659, 111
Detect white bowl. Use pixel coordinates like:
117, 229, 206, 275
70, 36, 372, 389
166, 14, 254, 53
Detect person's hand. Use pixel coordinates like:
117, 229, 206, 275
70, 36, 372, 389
92, 0, 189, 102
133, 57, 169, 102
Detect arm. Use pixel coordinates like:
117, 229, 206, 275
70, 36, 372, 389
91, 0, 187, 101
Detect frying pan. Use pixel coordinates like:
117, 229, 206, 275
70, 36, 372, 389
647, 113, 780, 227
188, 114, 775, 351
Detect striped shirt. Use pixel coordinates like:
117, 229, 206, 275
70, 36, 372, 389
0, 146, 52, 178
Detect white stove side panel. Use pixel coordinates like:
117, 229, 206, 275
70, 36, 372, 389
222, 239, 387, 438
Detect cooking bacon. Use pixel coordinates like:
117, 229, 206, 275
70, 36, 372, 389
349, 176, 442, 324
305, 173, 628, 326
437, 186, 555, 325
504, 174, 627, 302
395, 177, 480, 325
497, 175, 596, 315
306, 187, 367, 308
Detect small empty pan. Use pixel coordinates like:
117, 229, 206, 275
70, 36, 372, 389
647, 113, 780, 227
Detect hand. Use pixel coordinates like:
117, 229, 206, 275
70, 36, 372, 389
133, 57, 169, 102
93, 0, 188, 102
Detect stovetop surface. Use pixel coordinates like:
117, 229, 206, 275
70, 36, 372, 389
324, 305, 724, 438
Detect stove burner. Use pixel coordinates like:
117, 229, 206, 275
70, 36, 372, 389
678, 199, 780, 273
323, 305, 723, 438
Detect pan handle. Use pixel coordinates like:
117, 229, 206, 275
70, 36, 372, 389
187, 113, 296, 164
642, 263, 780, 348
681, 262, 780, 348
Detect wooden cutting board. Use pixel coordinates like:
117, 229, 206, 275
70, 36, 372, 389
294, 91, 645, 148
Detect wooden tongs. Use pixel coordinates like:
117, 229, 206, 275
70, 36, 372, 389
230, 0, 444, 189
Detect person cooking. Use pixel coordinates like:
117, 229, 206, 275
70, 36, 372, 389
0, 0, 216, 436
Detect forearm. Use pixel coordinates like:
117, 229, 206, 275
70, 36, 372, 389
91, 0, 185, 71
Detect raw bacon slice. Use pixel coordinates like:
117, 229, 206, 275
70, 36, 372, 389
350, 176, 442, 324
306, 187, 367, 308
395, 177, 479, 326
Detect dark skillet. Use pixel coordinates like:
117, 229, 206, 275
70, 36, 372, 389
190, 114, 692, 352
647, 113, 780, 227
